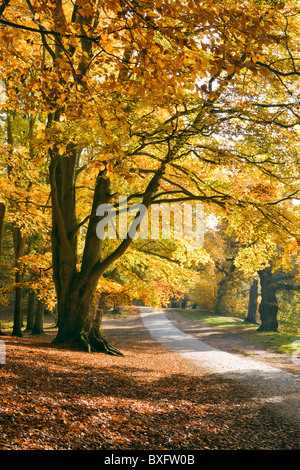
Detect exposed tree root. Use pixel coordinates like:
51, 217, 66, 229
52, 328, 124, 356
67, 330, 124, 356
89, 330, 124, 356
257, 325, 279, 333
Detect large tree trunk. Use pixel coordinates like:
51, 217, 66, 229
49, 150, 164, 354
49, 146, 124, 355
52, 278, 123, 355
49, 144, 108, 350
50, 165, 165, 354
244, 278, 259, 325
257, 267, 279, 332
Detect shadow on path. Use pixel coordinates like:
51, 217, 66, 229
139, 307, 300, 427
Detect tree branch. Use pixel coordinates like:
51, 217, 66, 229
0, 0, 10, 17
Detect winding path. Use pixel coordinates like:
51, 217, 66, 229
139, 307, 300, 427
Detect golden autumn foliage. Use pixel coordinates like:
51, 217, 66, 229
1, 0, 300, 342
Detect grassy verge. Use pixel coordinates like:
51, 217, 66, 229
102, 307, 133, 320
0, 321, 56, 330
172, 308, 300, 355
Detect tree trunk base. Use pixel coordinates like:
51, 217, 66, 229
53, 329, 124, 356
244, 318, 260, 325
12, 330, 23, 338
31, 329, 45, 335
90, 331, 124, 356
257, 324, 278, 332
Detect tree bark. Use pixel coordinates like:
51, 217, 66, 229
49, 145, 125, 354
0, 203, 5, 335
50, 153, 166, 353
49, 148, 121, 352
257, 267, 279, 332
244, 278, 259, 325
12, 225, 25, 337
31, 299, 45, 335
0, 202, 5, 266
26, 290, 36, 331
52, 280, 123, 355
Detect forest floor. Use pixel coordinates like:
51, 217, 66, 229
0, 305, 299, 451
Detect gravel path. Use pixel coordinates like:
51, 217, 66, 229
139, 307, 300, 428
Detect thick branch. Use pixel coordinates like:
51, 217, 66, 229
0, 0, 10, 17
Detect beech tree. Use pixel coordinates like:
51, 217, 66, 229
257, 260, 300, 332
1, 0, 300, 351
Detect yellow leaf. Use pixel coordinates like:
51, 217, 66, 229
105, 43, 113, 54
226, 64, 235, 75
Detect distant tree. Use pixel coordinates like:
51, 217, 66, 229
31, 298, 45, 335
0, 203, 5, 266
257, 260, 300, 332
25, 290, 36, 331
244, 278, 259, 325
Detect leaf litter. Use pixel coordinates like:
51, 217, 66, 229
0, 313, 299, 450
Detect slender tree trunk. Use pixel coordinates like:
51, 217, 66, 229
244, 278, 259, 324
26, 290, 36, 331
94, 294, 106, 332
94, 305, 104, 332
13, 276, 23, 336
0, 202, 5, 266
31, 299, 45, 335
12, 225, 25, 337
257, 267, 279, 332
0, 203, 5, 334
